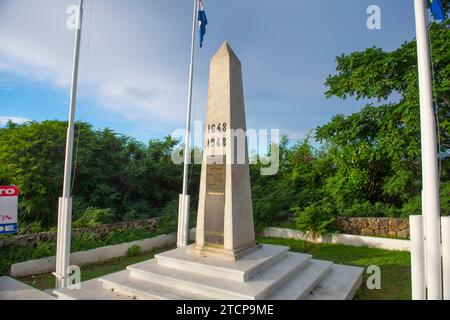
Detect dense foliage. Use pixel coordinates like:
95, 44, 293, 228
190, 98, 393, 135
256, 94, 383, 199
319, 20, 449, 215
0, 121, 201, 232
253, 20, 450, 230
0, 21, 449, 235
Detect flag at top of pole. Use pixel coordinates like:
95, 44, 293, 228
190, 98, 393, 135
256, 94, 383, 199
428, 0, 446, 21
198, 0, 208, 48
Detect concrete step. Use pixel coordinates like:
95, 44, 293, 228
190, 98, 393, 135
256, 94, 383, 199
99, 270, 211, 300
53, 278, 131, 300
266, 260, 333, 300
0, 277, 55, 300
155, 244, 289, 281
306, 264, 364, 300
128, 252, 311, 300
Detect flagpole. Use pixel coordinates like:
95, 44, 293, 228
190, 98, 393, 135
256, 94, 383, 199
177, 0, 199, 247
413, 0, 442, 300
54, 0, 84, 289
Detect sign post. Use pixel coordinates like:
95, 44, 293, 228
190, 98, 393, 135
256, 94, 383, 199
0, 186, 19, 235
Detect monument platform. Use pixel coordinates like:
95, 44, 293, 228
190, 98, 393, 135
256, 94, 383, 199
0, 276, 55, 300
53, 244, 363, 300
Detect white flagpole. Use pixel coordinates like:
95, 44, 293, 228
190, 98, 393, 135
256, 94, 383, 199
413, 0, 442, 300
177, 0, 199, 247
54, 0, 84, 289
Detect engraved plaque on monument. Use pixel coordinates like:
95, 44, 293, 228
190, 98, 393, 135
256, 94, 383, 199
194, 41, 260, 260
204, 157, 226, 245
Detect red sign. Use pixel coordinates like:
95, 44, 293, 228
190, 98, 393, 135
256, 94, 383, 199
0, 186, 19, 234
0, 215, 13, 222
0, 186, 19, 197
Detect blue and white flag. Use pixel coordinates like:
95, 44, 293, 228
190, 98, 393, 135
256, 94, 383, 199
428, 0, 446, 21
198, 0, 208, 48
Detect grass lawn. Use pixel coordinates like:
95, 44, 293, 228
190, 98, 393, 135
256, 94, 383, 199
16, 246, 176, 292
259, 238, 411, 300
0, 228, 174, 276
16, 238, 411, 300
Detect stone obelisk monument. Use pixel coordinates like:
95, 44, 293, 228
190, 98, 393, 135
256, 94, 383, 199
194, 41, 260, 260
53, 42, 364, 301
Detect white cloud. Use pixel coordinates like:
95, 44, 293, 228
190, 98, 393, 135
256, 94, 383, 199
0, 0, 195, 127
0, 0, 413, 143
0, 117, 32, 125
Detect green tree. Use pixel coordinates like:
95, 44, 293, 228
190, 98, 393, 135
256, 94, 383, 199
0, 121, 67, 227
289, 19, 450, 235
317, 20, 450, 216
0, 121, 186, 230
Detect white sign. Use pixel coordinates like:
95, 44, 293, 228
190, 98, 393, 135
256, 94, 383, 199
0, 186, 19, 234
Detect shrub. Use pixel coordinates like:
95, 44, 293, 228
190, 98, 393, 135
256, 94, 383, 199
31, 242, 54, 259
340, 201, 401, 218
17, 221, 46, 235
440, 181, 450, 217
71, 232, 99, 252
104, 228, 154, 245
157, 200, 180, 234
293, 201, 337, 237
127, 245, 141, 257
72, 207, 115, 228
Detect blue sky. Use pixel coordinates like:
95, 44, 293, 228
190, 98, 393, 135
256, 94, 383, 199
0, 0, 417, 143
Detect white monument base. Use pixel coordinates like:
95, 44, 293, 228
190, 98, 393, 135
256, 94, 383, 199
53, 244, 363, 300
0, 277, 55, 300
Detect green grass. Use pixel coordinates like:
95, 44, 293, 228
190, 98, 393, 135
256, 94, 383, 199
16, 238, 411, 300
259, 237, 411, 300
0, 227, 174, 276
16, 245, 175, 291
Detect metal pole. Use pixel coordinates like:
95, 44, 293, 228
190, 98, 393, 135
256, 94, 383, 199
177, 0, 198, 247
413, 0, 442, 300
54, 0, 84, 289
442, 216, 450, 300
410, 215, 426, 300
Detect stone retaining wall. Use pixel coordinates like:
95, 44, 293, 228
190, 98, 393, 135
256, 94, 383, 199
0, 218, 160, 249
335, 217, 409, 239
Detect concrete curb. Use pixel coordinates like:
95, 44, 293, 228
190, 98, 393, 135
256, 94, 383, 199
11, 229, 196, 277
262, 227, 410, 251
